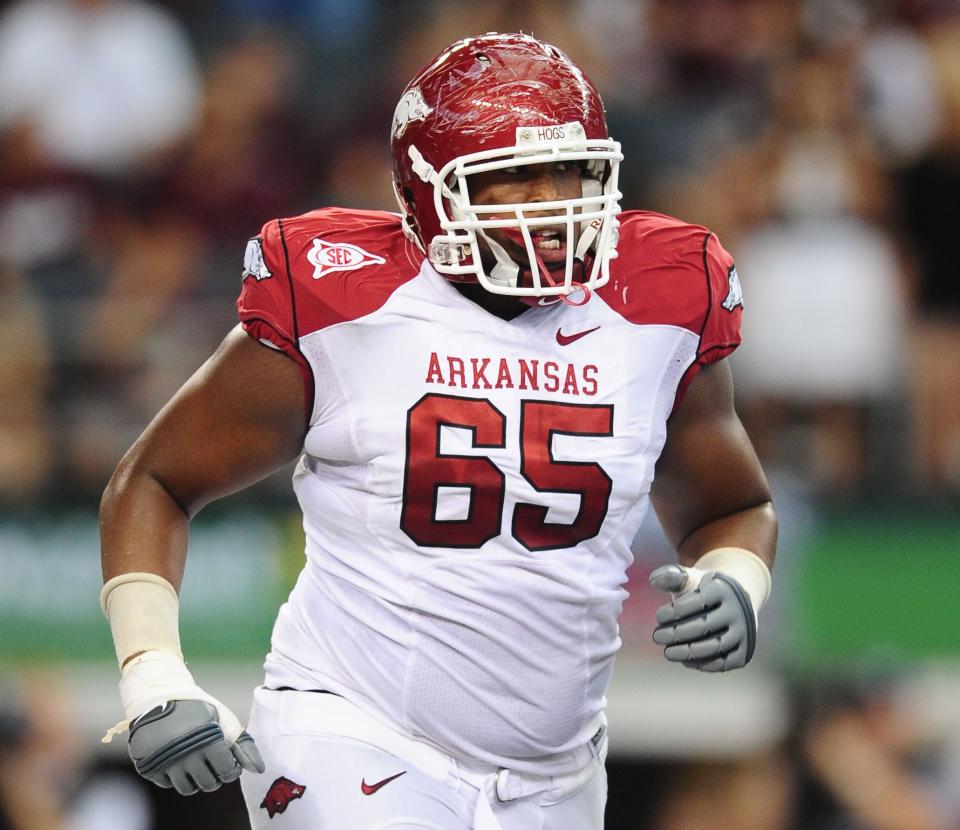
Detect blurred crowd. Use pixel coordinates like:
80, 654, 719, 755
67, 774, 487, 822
1, 0, 959, 510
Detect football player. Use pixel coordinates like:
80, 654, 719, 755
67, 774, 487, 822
100, 33, 776, 829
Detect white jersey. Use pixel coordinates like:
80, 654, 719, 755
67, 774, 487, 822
236, 207, 741, 776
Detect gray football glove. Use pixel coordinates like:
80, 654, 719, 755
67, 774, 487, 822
650, 564, 757, 672
128, 700, 264, 795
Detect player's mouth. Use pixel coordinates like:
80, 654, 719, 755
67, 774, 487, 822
498, 227, 569, 268
530, 229, 567, 263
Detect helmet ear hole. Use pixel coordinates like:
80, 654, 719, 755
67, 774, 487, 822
402, 186, 421, 237
392, 179, 425, 252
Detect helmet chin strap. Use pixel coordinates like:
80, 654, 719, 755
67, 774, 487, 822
496, 228, 592, 307
475, 224, 596, 296
476, 228, 521, 288
442, 176, 522, 289
574, 178, 603, 262
480, 179, 603, 296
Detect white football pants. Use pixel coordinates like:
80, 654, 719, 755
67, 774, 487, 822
239, 687, 607, 829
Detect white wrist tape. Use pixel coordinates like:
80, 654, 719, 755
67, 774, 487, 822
693, 547, 772, 621
109, 650, 244, 745
99, 572, 245, 745
100, 572, 183, 667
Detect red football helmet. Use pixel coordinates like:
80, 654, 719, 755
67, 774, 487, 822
391, 33, 622, 299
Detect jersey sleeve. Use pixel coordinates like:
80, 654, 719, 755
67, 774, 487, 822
672, 233, 743, 413
699, 233, 742, 361
235, 219, 314, 415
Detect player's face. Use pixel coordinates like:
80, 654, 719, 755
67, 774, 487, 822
467, 161, 583, 272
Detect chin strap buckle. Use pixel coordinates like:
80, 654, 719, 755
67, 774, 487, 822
408, 145, 438, 185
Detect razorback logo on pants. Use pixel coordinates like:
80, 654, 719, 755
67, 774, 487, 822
260, 776, 307, 818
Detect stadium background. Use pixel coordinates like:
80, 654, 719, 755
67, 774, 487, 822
1, 0, 959, 827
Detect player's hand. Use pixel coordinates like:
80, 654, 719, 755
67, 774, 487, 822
649, 563, 757, 672
128, 699, 263, 795
113, 650, 264, 795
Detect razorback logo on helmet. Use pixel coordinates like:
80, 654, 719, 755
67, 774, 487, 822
260, 776, 307, 818
307, 238, 387, 279
392, 87, 432, 139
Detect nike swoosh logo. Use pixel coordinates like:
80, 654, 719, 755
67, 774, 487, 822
361, 771, 407, 795
556, 325, 600, 346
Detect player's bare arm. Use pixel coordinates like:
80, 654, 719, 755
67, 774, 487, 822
99, 326, 306, 793
651, 360, 776, 566
648, 360, 777, 671
101, 326, 306, 589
